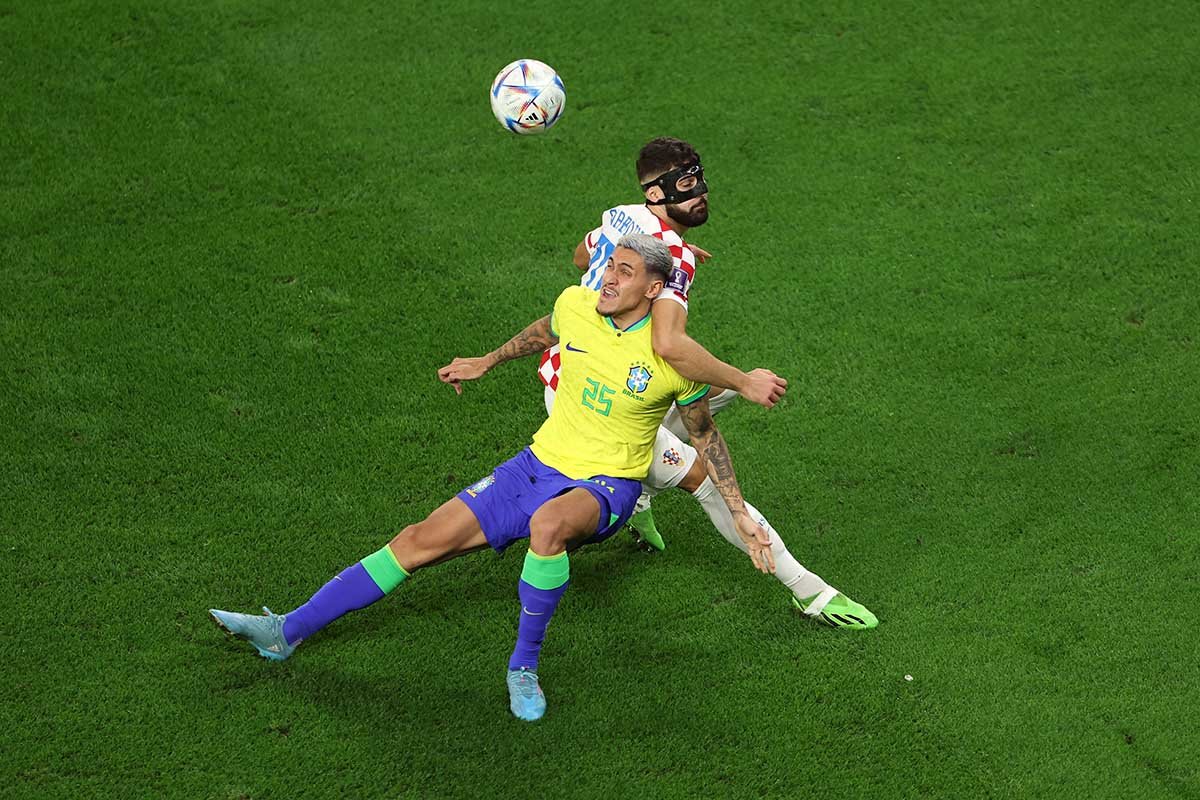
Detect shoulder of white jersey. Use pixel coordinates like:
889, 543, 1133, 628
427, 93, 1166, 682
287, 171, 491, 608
595, 203, 662, 241
618, 203, 661, 230
610, 206, 692, 265
598, 204, 696, 309
650, 228, 695, 310
599, 204, 695, 266
581, 204, 652, 290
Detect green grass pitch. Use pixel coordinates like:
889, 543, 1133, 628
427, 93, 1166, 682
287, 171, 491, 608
2, 1, 1198, 797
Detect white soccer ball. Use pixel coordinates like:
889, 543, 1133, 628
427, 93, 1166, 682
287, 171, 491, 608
489, 59, 566, 135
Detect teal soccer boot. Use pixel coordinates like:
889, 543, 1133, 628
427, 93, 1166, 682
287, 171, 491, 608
507, 668, 547, 721
210, 606, 296, 661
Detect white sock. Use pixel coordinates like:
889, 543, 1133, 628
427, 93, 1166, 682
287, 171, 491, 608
690, 477, 833, 601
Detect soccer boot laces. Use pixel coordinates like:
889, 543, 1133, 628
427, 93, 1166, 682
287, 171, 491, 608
507, 668, 547, 721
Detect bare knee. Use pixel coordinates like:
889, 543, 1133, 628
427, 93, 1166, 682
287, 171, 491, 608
528, 513, 577, 555
388, 521, 438, 571
678, 455, 708, 494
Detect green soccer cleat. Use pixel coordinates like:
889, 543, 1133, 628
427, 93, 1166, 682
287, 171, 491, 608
507, 668, 546, 722
792, 588, 878, 630
209, 606, 297, 661
626, 507, 665, 552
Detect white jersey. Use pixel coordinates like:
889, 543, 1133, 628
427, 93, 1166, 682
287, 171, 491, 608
539, 204, 699, 390
580, 204, 696, 310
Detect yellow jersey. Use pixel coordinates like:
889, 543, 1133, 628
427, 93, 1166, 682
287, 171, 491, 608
530, 285, 709, 480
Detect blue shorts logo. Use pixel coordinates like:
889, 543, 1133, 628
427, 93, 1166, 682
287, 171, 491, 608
464, 474, 495, 497
627, 365, 653, 394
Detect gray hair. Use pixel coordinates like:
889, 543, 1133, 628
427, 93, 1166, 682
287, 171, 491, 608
616, 234, 673, 284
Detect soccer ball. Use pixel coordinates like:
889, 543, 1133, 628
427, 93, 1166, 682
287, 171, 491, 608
489, 59, 566, 135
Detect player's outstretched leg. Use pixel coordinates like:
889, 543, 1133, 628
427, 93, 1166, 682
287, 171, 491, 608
674, 452, 878, 630
210, 497, 488, 660
700, 485, 878, 629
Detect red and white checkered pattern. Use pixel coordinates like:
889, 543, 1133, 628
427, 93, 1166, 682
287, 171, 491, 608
538, 344, 561, 389
653, 224, 696, 307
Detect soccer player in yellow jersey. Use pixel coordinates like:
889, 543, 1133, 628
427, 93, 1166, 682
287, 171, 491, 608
558, 138, 878, 634
209, 234, 770, 722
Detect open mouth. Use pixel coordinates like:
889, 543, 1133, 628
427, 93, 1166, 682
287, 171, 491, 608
601, 287, 617, 299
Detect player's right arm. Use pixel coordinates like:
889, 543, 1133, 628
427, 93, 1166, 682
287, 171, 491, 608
675, 394, 775, 574
572, 226, 603, 272
438, 314, 558, 395
572, 238, 589, 271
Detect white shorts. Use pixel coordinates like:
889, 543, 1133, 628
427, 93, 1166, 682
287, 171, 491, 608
660, 387, 739, 442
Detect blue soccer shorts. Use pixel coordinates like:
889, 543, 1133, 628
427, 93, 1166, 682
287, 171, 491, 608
456, 447, 641, 553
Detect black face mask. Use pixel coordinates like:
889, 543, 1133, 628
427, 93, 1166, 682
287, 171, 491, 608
641, 160, 708, 206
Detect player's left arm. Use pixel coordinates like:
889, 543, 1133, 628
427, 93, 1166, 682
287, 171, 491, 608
687, 243, 712, 264
651, 301, 787, 409
675, 395, 775, 574
438, 315, 558, 395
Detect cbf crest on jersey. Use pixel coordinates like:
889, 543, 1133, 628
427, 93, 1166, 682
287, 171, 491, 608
627, 364, 653, 394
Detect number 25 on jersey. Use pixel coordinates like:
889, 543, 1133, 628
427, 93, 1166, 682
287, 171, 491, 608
581, 378, 614, 416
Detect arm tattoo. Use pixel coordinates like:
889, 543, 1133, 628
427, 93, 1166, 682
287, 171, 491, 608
677, 399, 747, 515
489, 315, 559, 367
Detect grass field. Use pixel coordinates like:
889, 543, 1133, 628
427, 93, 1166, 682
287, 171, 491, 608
3, 1, 1199, 797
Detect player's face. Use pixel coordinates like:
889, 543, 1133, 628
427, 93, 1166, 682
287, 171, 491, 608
596, 248, 661, 316
664, 192, 709, 228
656, 165, 709, 228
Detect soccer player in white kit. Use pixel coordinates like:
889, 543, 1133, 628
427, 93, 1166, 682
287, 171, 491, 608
539, 137, 876, 629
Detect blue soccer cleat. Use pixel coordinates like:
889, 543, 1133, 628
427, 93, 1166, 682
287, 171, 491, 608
507, 668, 546, 721
209, 606, 296, 661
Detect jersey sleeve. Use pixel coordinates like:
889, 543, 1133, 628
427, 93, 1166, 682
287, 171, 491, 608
675, 380, 711, 407
653, 230, 697, 312
584, 225, 603, 256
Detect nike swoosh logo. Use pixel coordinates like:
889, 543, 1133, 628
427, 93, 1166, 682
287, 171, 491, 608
564, 342, 588, 353
522, 607, 545, 616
